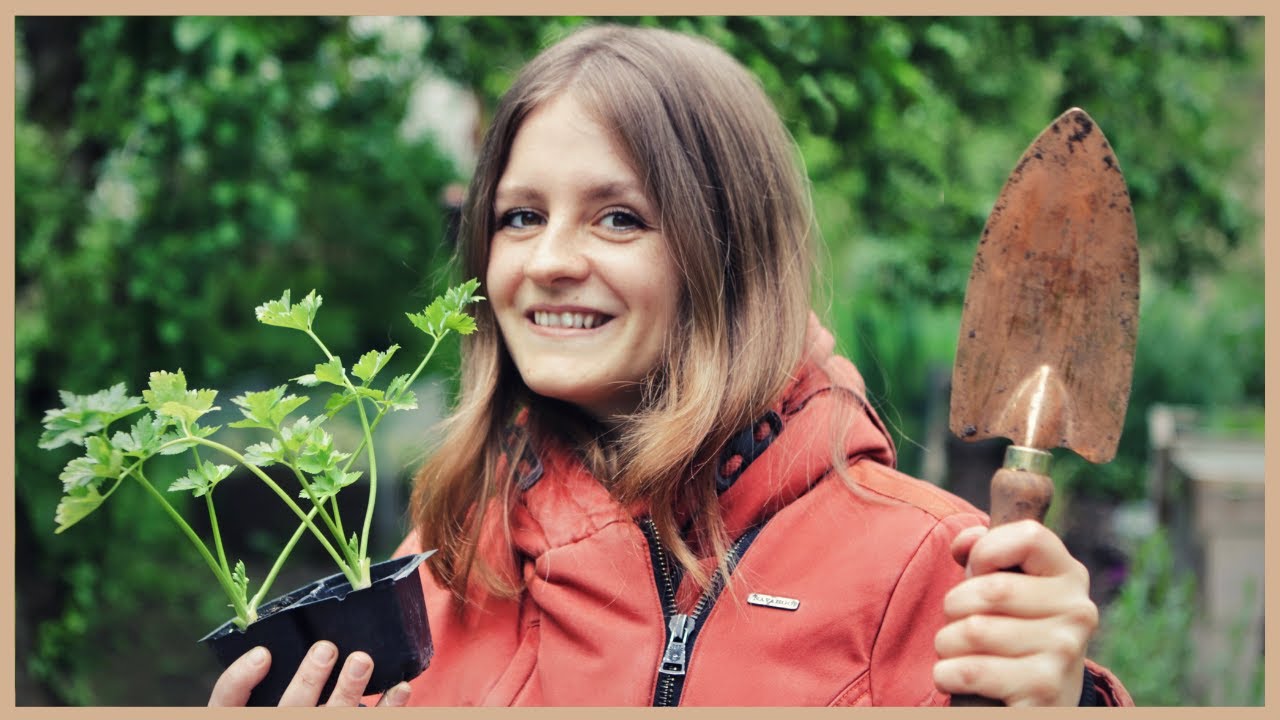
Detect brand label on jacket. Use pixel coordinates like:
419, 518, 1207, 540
747, 592, 800, 611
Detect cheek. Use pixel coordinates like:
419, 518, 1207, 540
485, 242, 520, 312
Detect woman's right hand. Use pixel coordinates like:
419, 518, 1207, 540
207, 642, 413, 707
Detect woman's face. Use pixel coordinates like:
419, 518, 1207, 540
486, 93, 681, 422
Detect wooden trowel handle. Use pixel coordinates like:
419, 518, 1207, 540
951, 448, 1054, 707
988, 466, 1054, 526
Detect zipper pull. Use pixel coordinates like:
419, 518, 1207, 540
659, 613, 692, 676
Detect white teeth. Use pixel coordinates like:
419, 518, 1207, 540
532, 311, 606, 329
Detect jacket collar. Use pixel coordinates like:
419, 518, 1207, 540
508, 313, 896, 556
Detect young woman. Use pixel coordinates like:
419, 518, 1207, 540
211, 24, 1132, 707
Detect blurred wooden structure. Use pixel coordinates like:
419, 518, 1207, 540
1148, 404, 1264, 704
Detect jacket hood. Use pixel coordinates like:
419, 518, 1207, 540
506, 313, 896, 558
715, 311, 896, 539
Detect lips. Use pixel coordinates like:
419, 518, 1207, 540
528, 309, 614, 329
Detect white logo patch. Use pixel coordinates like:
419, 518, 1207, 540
747, 592, 800, 611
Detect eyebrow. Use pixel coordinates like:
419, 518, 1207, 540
493, 180, 650, 208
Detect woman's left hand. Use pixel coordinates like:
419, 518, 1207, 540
932, 519, 1098, 706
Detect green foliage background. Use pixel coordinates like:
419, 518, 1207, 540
14, 16, 1263, 705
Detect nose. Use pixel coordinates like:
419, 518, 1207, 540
524, 221, 589, 285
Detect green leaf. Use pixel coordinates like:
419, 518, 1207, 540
55, 486, 107, 533
58, 436, 125, 491
279, 415, 326, 456
323, 390, 357, 417
383, 375, 418, 412
168, 463, 233, 497
39, 383, 146, 449
143, 370, 220, 425
406, 278, 485, 340
229, 385, 309, 430
300, 467, 362, 503
295, 428, 349, 475
295, 357, 345, 388
58, 457, 99, 491
243, 438, 284, 467
352, 345, 399, 385
231, 559, 250, 597
110, 414, 169, 455
254, 289, 322, 331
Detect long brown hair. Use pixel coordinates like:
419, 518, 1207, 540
410, 23, 816, 599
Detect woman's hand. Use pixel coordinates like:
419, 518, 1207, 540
932, 520, 1098, 706
207, 641, 413, 707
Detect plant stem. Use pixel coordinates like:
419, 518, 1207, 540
174, 436, 360, 586
250, 509, 316, 609
285, 461, 353, 568
190, 447, 231, 578
130, 466, 253, 628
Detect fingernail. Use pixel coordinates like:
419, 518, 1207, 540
312, 641, 336, 662
385, 682, 411, 705
348, 653, 372, 677
249, 646, 269, 666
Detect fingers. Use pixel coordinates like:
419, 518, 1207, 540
942, 569, 1097, 621
965, 520, 1087, 580
208, 646, 271, 706
935, 612, 1091, 660
949, 525, 986, 571
375, 682, 413, 707
934, 654, 1085, 707
935, 519, 1098, 706
323, 651, 375, 707
278, 641, 340, 706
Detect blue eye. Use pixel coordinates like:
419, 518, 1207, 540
500, 209, 542, 229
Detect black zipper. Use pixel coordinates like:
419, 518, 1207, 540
640, 517, 762, 706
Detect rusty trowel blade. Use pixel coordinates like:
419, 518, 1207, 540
949, 108, 1139, 463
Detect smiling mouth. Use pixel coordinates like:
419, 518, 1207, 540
530, 310, 613, 329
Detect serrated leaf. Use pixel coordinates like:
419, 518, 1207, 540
39, 383, 146, 449
313, 357, 346, 387
59, 438, 124, 491
55, 486, 107, 533
299, 468, 362, 503
406, 279, 485, 341
323, 390, 357, 417
144, 370, 219, 425
279, 415, 326, 456
58, 457, 99, 491
231, 559, 250, 595
382, 375, 418, 411
230, 385, 309, 430
254, 289, 322, 331
158, 436, 200, 455
243, 439, 284, 467
352, 345, 399, 385
445, 313, 478, 335
295, 429, 349, 475
168, 463, 233, 497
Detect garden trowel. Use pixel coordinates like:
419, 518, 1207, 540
948, 107, 1139, 705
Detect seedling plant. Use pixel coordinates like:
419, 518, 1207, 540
39, 280, 484, 631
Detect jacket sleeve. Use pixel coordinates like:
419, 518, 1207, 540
1080, 660, 1135, 706
867, 511, 1135, 707
868, 512, 981, 706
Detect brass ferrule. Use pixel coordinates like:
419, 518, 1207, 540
1003, 445, 1053, 475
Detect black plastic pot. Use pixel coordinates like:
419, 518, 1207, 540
201, 551, 435, 706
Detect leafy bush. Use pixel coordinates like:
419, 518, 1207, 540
1091, 529, 1197, 705
15, 15, 1263, 705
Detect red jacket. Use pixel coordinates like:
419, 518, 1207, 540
386, 320, 1132, 706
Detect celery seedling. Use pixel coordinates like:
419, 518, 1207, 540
39, 279, 484, 630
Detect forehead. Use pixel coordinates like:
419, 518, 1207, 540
496, 93, 647, 197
